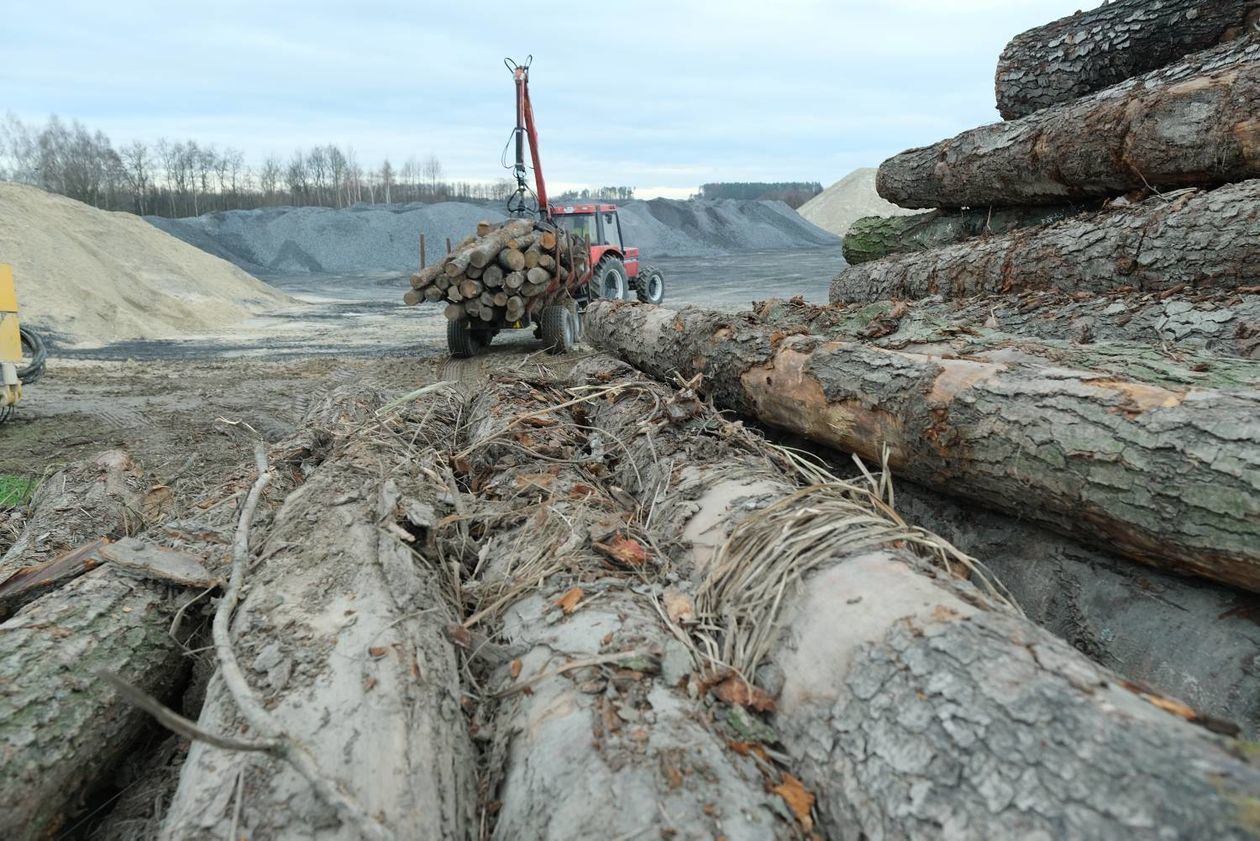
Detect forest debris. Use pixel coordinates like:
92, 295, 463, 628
100, 538, 217, 588
594, 535, 649, 568
772, 774, 816, 832
711, 675, 777, 712
554, 587, 584, 615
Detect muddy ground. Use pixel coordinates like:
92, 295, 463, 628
6, 248, 841, 528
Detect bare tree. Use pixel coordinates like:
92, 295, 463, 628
380, 159, 394, 205
422, 154, 443, 198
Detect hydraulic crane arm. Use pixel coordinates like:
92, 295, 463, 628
507, 57, 549, 217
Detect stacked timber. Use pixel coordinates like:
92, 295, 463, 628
402, 218, 589, 324
837, 3, 1260, 273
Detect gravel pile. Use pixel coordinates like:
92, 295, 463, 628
797, 168, 918, 237
148, 198, 838, 274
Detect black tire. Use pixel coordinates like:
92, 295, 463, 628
447, 320, 490, 358
17, 326, 46, 384
591, 257, 627, 300
634, 266, 665, 304
540, 305, 577, 355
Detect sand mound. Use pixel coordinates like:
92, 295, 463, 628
798, 168, 918, 237
149, 198, 838, 275
0, 182, 290, 345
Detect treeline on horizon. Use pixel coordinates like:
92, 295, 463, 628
0, 114, 637, 219
697, 181, 823, 208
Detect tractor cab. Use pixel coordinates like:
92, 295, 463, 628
549, 203, 642, 301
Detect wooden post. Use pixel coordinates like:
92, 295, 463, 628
446, 237, 452, 254
419, 233, 427, 269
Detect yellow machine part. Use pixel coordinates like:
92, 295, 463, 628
0, 264, 23, 408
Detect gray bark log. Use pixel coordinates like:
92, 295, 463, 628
879, 42, 1260, 208
996, 0, 1260, 119
576, 357, 1260, 840
843, 206, 1079, 265
585, 302, 1260, 593
458, 381, 794, 840
161, 393, 477, 841
832, 181, 1260, 303
892, 481, 1260, 738
0, 568, 188, 840
751, 296, 1260, 389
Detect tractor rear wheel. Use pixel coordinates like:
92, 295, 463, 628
447, 320, 491, 358
634, 265, 665, 304
540, 305, 577, 354
591, 257, 627, 300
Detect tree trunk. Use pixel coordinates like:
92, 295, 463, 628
162, 392, 477, 841
843, 205, 1080, 265
455, 380, 796, 840
576, 356, 1260, 840
585, 302, 1260, 593
749, 296, 1260, 389
833, 181, 1260, 303
890, 480, 1260, 737
0, 568, 189, 840
996, 0, 1260, 119
0, 450, 145, 581
878, 42, 1260, 208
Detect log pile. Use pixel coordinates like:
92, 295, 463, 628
402, 218, 589, 324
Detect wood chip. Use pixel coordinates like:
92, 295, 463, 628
772, 774, 815, 832
554, 587, 584, 615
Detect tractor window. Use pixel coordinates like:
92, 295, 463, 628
601, 211, 622, 249
556, 213, 595, 244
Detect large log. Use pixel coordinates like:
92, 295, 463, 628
842, 205, 1079, 265
585, 302, 1260, 593
455, 380, 794, 840
576, 356, 1260, 840
162, 390, 477, 840
750, 296, 1260, 388
0, 567, 191, 839
879, 41, 1260, 208
891, 480, 1260, 737
833, 181, 1260, 303
996, 0, 1260, 119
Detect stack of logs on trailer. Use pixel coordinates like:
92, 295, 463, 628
403, 218, 589, 324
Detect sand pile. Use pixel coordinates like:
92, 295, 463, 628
0, 182, 290, 345
797, 168, 918, 236
150, 198, 838, 275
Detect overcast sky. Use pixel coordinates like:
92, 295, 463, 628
5, 0, 1102, 198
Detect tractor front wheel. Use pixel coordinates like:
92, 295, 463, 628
635, 265, 666, 304
591, 257, 627, 301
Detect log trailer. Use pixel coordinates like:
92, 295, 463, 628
444, 58, 665, 358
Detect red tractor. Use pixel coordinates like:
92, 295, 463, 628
504, 57, 665, 308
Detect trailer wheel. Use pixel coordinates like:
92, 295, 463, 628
447, 320, 490, 358
540, 305, 577, 354
591, 257, 627, 300
635, 266, 665, 304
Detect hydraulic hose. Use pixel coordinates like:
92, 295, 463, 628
18, 326, 46, 384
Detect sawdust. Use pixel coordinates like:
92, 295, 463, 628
0, 182, 291, 345
797, 167, 917, 237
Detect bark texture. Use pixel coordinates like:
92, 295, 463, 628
996, 0, 1260, 119
575, 358, 1260, 840
585, 302, 1260, 593
0, 568, 188, 840
843, 205, 1079, 265
0, 450, 144, 580
162, 391, 477, 841
893, 481, 1260, 738
878, 42, 1260, 208
832, 181, 1260, 303
458, 378, 793, 840
751, 296, 1260, 390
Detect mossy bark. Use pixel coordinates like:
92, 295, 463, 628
832, 181, 1260, 304
842, 206, 1078, 265
585, 302, 1260, 593
879, 42, 1260, 208
996, 0, 1260, 119
0, 569, 187, 840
